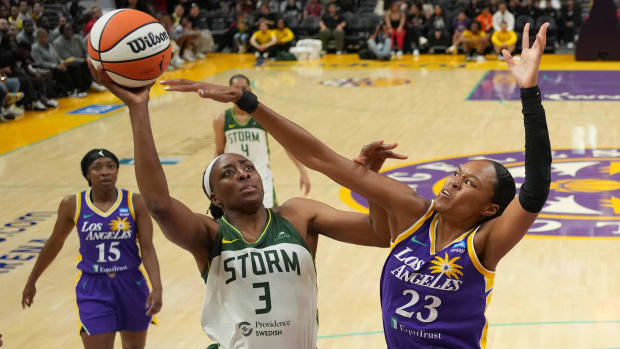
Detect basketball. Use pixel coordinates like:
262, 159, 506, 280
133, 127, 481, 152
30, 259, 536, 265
87, 9, 171, 88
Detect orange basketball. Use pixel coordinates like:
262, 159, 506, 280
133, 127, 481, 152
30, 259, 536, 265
87, 9, 171, 88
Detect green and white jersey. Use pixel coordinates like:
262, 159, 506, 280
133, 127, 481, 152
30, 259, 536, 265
224, 108, 270, 174
201, 209, 318, 349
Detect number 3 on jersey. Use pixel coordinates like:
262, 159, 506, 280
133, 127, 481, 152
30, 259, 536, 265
95, 241, 121, 263
253, 282, 271, 314
395, 289, 441, 323
241, 143, 249, 157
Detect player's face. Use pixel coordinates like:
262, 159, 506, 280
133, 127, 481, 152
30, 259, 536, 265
211, 154, 264, 213
231, 78, 250, 92
87, 157, 119, 189
434, 160, 499, 222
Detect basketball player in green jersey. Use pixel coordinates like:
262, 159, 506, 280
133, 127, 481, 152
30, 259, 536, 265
89, 65, 390, 349
213, 74, 310, 208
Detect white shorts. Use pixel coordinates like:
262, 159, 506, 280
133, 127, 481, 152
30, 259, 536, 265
258, 167, 275, 208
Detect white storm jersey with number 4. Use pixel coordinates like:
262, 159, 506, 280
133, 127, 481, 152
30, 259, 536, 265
201, 210, 318, 349
223, 108, 270, 173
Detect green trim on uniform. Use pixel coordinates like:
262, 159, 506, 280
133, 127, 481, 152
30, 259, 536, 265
224, 108, 266, 131
206, 343, 220, 349
201, 209, 313, 283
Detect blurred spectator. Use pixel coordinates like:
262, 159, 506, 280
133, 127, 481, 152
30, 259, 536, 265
31, 2, 43, 23
280, 0, 302, 21
124, 0, 151, 13
83, 6, 102, 36
475, 6, 493, 33
31, 28, 90, 97
8, 5, 21, 29
319, 3, 345, 54
171, 16, 202, 61
426, 5, 449, 51
0, 18, 8, 41
235, 0, 255, 15
462, 21, 488, 61
188, 3, 214, 53
491, 20, 516, 59
447, 12, 469, 53
519, 0, 537, 17
0, 35, 46, 111
250, 21, 276, 60
466, 0, 483, 19
367, 22, 391, 60
53, 23, 87, 64
15, 40, 58, 107
257, 0, 280, 14
0, 6, 8, 20
385, 1, 406, 57
172, 4, 184, 27
273, 18, 294, 55
488, 0, 499, 14
256, 3, 278, 28
508, 0, 521, 16
8, 23, 18, 38
16, 18, 34, 45
493, 2, 515, 31
304, 0, 322, 18
17, 1, 30, 22
232, 14, 250, 53
157, 12, 185, 69
560, 0, 580, 48
49, 15, 65, 42
405, 3, 425, 56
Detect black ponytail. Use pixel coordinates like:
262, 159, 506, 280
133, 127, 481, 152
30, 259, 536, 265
209, 202, 224, 220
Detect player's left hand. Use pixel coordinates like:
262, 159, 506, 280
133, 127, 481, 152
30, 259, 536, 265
87, 59, 153, 108
160, 79, 243, 104
145, 289, 162, 316
503, 22, 548, 88
353, 140, 407, 172
299, 172, 311, 195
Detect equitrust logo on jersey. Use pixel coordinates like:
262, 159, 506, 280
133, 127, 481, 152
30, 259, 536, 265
340, 149, 620, 238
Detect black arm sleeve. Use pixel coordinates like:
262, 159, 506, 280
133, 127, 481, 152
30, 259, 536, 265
519, 86, 552, 213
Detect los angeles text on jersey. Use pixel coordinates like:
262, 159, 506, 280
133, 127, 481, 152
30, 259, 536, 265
223, 249, 301, 284
80, 221, 133, 241
389, 247, 463, 292
226, 130, 262, 144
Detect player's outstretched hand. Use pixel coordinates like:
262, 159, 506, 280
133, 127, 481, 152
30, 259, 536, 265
503, 22, 548, 88
21, 282, 36, 309
160, 79, 243, 104
87, 59, 153, 108
145, 289, 162, 316
353, 140, 408, 173
0, 333, 3, 346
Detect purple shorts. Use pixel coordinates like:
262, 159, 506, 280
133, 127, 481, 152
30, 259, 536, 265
75, 269, 153, 335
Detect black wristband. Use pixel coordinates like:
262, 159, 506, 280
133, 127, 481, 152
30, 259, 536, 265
236, 89, 259, 114
520, 86, 541, 100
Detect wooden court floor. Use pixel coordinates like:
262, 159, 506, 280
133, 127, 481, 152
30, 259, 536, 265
1, 53, 620, 348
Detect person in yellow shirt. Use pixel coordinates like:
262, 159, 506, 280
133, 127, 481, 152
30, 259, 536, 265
491, 21, 517, 60
250, 21, 277, 61
273, 18, 294, 55
461, 21, 489, 62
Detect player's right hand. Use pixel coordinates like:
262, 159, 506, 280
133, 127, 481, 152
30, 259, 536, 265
353, 140, 407, 172
21, 282, 36, 309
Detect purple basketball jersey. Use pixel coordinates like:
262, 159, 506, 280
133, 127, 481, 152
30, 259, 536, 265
380, 204, 495, 348
74, 189, 141, 274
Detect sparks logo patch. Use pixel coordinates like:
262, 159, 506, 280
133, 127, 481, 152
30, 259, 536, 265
340, 149, 620, 238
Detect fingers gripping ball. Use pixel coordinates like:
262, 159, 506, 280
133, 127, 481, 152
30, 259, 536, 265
87, 9, 171, 87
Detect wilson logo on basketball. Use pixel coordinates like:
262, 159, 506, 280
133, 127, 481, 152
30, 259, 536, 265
126, 31, 169, 54
340, 149, 620, 239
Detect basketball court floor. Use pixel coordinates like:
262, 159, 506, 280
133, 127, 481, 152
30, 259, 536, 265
1, 53, 619, 348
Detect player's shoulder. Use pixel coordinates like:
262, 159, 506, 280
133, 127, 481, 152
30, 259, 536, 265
273, 197, 319, 220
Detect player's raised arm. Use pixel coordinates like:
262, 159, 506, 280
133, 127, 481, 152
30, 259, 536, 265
478, 23, 552, 270
160, 79, 430, 235
88, 64, 214, 269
